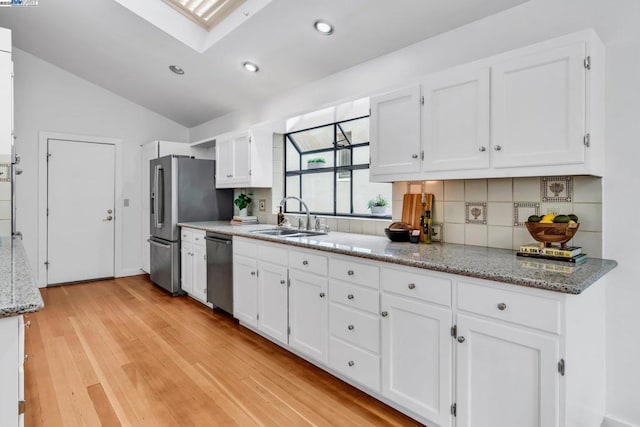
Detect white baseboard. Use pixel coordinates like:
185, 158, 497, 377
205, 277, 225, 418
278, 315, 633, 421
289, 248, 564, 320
602, 415, 638, 427
116, 268, 146, 278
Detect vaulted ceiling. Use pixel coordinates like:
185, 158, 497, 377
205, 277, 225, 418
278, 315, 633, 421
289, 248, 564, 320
0, 0, 528, 127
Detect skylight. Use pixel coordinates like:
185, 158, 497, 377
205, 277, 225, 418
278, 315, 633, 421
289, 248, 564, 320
163, 0, 246, 31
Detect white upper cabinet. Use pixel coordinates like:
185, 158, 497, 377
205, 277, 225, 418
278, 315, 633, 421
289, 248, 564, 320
369, 29, 604, 182
422, 64, 490, 172
491, 42, 587, 169
370, 85, 422, 177
215, 128, 273, 189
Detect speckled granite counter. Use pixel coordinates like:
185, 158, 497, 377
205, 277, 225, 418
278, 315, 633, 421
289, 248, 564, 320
0, 237, 44, 316
179, 221, 617, 295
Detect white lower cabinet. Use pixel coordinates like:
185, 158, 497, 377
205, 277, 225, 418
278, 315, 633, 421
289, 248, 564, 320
455, 314, 559, 427
230, 237, 606, 427
0, 315, 24, 427
381, 292, 452, 427
180, 229, 207, 303
288, 269, 328, 364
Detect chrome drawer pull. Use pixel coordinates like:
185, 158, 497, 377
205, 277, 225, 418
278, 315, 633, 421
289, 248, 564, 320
302, 260, 309, 266
408, 283, 416, 290
348, 324, 354, 331
381, 311, 388, 317
457, 336, 466, 343
347, 270, 354, 276
347, 294, 354, 300
497, 303, 507, 311
319, 292, 325, 298
348, 360, 355, 367
280, 280, 286, 285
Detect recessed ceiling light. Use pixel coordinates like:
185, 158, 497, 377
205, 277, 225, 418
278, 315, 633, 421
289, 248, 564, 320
314, 20, 334, 35
169, 65, 184, 75
242, 61, 259, 73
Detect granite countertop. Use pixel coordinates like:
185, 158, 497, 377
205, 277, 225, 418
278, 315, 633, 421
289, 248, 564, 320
179, 221, 618, 295
0, 237, 44, 317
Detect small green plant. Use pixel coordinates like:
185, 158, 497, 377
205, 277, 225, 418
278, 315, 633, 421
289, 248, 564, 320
307, 158, 326, 164
368, 194, 388, 209
234, 193, 252, 210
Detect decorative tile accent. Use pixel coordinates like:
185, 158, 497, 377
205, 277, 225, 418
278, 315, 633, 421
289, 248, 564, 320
542, 176, 572, 202
465, 202, 487, 224
513, 202, 540, 227
0, 164, 10, 183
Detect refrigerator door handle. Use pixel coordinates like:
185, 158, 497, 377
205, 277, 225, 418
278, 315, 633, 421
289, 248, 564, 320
153, 164, 165, 228
147, 238, 171, 249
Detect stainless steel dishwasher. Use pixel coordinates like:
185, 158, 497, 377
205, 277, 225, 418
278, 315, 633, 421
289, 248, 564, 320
205, 232, 233, 314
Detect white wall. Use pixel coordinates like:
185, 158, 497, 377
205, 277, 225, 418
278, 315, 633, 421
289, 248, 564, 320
189, 1, 640, 424
13, 48, 189, 281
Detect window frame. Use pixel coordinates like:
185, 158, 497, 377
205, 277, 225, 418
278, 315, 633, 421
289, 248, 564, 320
283, 115, 391, 219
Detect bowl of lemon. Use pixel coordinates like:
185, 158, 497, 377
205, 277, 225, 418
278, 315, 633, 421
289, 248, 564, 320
525, 214, 580, 249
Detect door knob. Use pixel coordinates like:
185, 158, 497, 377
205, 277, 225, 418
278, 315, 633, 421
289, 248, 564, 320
103, 215, 113, 221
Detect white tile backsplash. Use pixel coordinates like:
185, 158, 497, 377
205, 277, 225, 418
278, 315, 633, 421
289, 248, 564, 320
0, 182, 10, 201
423, 180, 444, 203
488, 178, 513, 202
465, 179, 487, 201
444, 223, 465, 244
443, 202, 466, 223
572, 231, 603, 258
361, 220, 376, 236
349, 220, 363, 234
465, 224, 488, 247
513, 177, 540, 201
444, 180, 465, 201
512, 227, 533, 250
573, 176, 602, 203
337, 219, 350, 232
488, 226, 513, 249
572, 203, 602, 232
487, 202, 512, 227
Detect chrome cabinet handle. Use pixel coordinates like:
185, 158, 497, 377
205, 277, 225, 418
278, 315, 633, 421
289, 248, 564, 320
103, 215, 113, 221
497, 303, 507, 311
250, 271, 256, 276
494, 145, 502, 151
348, 360, 355, 367
381, 311, 388, 317
348, 324, 354, 331
408, 283, 416, 290
411, 154, 418, 159
457, 336, 466, 343
347, 294, 354, 300
347, 270, 354, 276
478, 146, 486, 152
302, 260, 309, 266
226, 174, 233, 178
319, 292, 325, 298
280, 280, 286, 285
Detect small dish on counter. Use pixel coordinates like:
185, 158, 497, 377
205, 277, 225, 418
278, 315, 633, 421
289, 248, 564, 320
384, 222, 413, 242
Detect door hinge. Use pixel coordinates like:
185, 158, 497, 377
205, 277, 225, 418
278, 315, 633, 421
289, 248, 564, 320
420, 150, 424, 161
18, 400, 25, 415
248, 136, 252, 143
583, 133, 591, 147
46, 153, 52, 161
288, 326, 291, 335
420, 95, 424, 105
287, 278, 290, 287
450, 325, 457, 338
46, 208, 49, 216
451, 403, 456, 417
584, 56, 591, 70
257, 313, 259, 321
44, 261, 49, 269
558, 358, 565, 376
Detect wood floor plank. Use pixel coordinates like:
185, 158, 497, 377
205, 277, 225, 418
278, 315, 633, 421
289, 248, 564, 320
25, 276, 420, 426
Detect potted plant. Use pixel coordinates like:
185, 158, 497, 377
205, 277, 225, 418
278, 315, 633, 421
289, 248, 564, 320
234, 192, 252, 216
307, 157, 326, 169
368, 194, 388, 216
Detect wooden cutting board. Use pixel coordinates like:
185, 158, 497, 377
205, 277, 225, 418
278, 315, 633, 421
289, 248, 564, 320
401, 193, 423, 232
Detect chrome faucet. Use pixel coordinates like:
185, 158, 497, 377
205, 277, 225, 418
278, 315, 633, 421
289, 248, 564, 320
280, 196, 311, 231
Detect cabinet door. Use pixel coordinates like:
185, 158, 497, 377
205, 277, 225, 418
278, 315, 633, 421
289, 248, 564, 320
232, 133, 251, 184
180, 242, 193, 294
422, 65, 490, 171
191, 244, 207, 302
257, 261, 289, 345
456, 314, 559, 427
233, 255, 258, 327
289, 270, 328, 363
370, 86, 422, 178
381, 293, 452, 427
215, 137, 235, 186
491, 42, 586, 168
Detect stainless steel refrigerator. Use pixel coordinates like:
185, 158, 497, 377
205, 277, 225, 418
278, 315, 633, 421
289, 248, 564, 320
148, 155, 232, 295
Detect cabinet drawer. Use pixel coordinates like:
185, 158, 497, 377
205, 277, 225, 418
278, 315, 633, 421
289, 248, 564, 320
257, 243, 288, 266
233, 237, 257, 258
329, 337, 380, 392
289, 249, 327, 276
330, 258, 379, 289
192, 229, 206, 246
181, 228, 193, 242
382, 267, 451, 307
457, 281, 561, 334
329, 303, 380, 354
329, 280, 379, 314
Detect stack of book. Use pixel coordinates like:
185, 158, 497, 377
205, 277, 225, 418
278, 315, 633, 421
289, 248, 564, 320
230, 215, 258, 225
517, 244, 587, 264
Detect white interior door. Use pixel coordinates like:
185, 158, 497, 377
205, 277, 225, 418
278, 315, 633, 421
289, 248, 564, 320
47, 139, 115, 285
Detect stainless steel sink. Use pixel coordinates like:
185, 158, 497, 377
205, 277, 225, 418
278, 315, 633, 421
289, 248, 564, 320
249, 228, 327, 238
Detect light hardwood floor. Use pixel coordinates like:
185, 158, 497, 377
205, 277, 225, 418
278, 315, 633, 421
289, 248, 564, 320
24, 275, 420, 426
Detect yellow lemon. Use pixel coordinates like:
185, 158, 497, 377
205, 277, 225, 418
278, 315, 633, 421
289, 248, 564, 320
541, 214, 556, 222
539, 220, 554, 224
